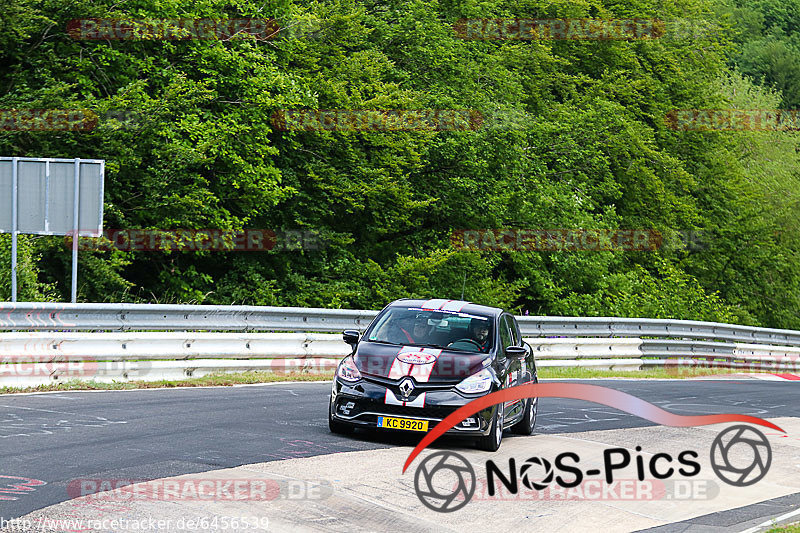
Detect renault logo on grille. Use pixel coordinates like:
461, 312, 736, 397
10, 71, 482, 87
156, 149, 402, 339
399, 378, 415, 398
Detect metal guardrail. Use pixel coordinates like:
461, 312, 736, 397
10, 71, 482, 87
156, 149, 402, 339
516, 316, 800, 346
0, 303, 378, 332
1, 303, 800, 387
3, 303, 800, 346
0, 332, 351, 361
1, 332, 798, 388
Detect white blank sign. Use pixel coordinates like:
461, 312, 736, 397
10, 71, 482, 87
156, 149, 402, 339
0, 157, 104, 237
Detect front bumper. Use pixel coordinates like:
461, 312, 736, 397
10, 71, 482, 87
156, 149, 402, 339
329, 375, 497, 436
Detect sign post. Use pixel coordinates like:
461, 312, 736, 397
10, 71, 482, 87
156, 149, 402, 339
0, 157, 104, 303
71, 158, 80, 303
10, 157, 18, 302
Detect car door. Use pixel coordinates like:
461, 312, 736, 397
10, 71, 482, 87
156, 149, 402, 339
499, 314, 524, 422
509, 314, 535, 384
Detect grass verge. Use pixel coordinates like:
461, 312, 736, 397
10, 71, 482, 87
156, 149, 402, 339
0, 366, 773, 394
767, 523, 800, 532
0, 371, 335, 395
537, 366, 761, 379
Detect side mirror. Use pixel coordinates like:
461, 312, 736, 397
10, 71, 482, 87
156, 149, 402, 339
505, 346, 527, 359
343, 330, 360, 346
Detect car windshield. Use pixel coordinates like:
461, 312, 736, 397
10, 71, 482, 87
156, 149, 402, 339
367, 307, 494, 353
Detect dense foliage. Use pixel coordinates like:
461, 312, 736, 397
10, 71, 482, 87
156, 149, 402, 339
1, 0, 798, 327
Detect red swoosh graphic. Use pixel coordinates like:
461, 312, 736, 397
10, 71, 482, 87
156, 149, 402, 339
402, 383, 785, 473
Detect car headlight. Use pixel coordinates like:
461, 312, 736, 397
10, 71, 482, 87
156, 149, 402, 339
455, 368, 493, 393
337, 356, 362, 382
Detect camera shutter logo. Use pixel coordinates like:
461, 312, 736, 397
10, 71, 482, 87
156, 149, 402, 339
710, 425, 772, 487
520, 456, 554, 490
414, 451, 475, 512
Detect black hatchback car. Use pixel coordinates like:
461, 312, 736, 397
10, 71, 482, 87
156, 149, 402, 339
328, 298, 538, 451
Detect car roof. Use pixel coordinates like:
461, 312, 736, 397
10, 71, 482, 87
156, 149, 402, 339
386, 298, 504, 318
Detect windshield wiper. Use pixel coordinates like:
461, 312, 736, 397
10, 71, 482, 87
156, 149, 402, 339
406, 343, 447, 349
366, 339, 403, 346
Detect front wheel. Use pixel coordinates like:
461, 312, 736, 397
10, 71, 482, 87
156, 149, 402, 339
476, 407, 504, 451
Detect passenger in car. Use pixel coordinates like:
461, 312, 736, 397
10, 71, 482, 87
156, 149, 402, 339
411, 315, 432, 344
386, 314, 430, 344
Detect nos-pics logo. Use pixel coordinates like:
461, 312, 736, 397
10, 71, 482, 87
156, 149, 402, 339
403, 384, 782, 513
413, 425, 772, 512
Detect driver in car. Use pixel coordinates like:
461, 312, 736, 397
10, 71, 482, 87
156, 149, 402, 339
469, 319, 491, 352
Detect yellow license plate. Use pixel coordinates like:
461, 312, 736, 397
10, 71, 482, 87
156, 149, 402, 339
377, 416, 428, 432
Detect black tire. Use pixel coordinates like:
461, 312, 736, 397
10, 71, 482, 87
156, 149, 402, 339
476, 407, 504, 451
511, 397, 537, 435
328, 398, 354, 435
511, 374, 538, 435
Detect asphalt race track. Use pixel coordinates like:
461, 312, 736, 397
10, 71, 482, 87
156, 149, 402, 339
1, 379, 799, 532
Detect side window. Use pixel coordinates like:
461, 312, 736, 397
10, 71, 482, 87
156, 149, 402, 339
367, 311, 393, 341
509, 316, 520, 346
499, 316, 513, 352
